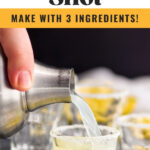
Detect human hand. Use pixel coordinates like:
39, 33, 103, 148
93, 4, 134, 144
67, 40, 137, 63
0, 28, 34, 91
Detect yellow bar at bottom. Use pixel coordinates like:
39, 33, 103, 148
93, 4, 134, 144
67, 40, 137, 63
0, 9, 149, 28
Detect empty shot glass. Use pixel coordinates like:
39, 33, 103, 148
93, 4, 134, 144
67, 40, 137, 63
50, 125, 120, 150
117, 114, 150, 150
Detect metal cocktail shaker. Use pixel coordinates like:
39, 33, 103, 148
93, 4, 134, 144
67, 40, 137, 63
0, 46, 75, 138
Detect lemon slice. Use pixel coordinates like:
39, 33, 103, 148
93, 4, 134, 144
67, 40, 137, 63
122, 96, 137, 115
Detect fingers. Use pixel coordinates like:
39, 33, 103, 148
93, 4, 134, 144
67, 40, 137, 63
0, 28, 34, 91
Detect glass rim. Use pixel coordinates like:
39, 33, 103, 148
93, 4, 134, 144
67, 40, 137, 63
76, 85, 128, 99
50, 124, 120, 141
117, 113, 150, 128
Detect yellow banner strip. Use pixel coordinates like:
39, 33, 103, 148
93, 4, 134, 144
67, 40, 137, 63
0, 9, 149, 28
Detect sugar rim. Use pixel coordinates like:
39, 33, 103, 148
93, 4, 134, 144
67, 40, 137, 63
117, 113, 150, 128
50, 124, 120, 142
76, 85, 128, 99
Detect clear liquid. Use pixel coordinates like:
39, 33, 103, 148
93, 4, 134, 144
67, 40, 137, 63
71, 92, 101, 137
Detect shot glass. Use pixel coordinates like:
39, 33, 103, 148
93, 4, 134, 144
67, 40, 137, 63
11, 104, 63, 150
50, 125, 120, 150
117, 114, 150, 150
75, 85, 128, 126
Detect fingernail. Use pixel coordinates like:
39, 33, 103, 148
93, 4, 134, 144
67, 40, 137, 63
17, 71, 32, 89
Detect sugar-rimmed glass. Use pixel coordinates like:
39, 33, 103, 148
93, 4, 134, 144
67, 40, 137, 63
75, 85, 128, 126
117, 114, 150, 150
51, 125, 120, 150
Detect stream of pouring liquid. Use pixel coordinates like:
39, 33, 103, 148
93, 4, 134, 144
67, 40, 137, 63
71, 92, 101, 137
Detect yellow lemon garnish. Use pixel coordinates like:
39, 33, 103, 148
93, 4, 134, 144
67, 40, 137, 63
76, 86, 114, 94
122, 95, 137, 115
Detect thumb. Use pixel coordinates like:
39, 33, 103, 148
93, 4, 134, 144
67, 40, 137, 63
0, 28, 34, 91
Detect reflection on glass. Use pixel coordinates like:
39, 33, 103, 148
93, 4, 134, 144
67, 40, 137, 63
11, 104, 63, 150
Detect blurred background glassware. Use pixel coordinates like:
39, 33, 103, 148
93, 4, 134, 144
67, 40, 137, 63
62, 84, 128, 126
117, 114, 150, 150
50, 125, 120, 150
78, 78, 137, 115
11, 104, 63, 150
